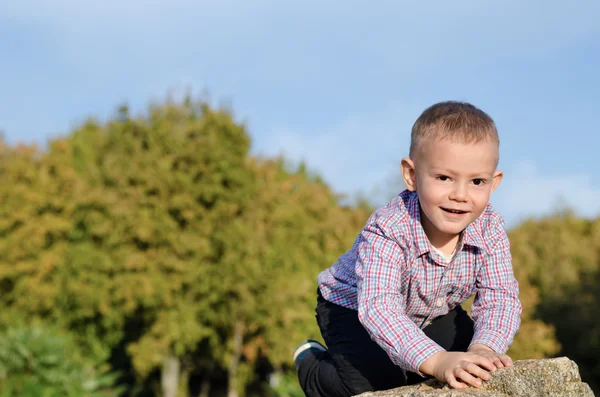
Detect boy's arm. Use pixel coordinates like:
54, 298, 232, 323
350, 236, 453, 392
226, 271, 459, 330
355, 223, 444, 375
469, 223, 522, 354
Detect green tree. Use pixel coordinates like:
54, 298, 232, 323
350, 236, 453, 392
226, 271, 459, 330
0, 98, 374, 397
508, 213, 600, 392
65, 100, 256, 397
0, 100, 254, 396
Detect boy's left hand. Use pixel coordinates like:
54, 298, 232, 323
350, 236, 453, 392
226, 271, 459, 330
467, 344, 513, 370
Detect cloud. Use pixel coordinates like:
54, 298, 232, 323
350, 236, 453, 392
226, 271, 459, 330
257, 101, 420, 200
492, 160, 600, 227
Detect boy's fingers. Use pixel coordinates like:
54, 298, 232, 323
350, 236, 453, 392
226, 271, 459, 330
491, 357, 504, 368
463, 362, 491, 382
447, 375, 467, 390
455, 368, 483, 388
499, 354, 513, 367
471, 356, 496, 372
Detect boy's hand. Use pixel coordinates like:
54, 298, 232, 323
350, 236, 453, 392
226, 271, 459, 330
419, 351, 497, 389
467, 343, 513, 369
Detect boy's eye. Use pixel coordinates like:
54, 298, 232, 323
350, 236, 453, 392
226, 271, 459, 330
437, 175, 450, 181
472, 179, 486, 186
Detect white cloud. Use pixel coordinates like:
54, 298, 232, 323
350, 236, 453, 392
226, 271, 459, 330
492, 160, 600, 227
257, 101, 420, 200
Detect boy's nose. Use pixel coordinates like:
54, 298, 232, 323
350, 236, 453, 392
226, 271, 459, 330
449, 184, 468, 202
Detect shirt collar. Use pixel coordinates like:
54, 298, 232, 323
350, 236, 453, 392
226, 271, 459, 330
406, 191, 491, 256
462, 220, 492, 255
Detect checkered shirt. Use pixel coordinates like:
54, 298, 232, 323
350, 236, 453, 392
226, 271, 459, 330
318, 190, 522, 374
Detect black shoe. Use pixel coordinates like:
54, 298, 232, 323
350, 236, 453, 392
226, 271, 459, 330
292, 339, 327, 370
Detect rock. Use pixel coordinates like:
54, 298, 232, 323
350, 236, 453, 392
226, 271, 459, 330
356, 357, 594, 397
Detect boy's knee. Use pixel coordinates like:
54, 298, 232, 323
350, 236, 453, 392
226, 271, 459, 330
335, 355, 407, 395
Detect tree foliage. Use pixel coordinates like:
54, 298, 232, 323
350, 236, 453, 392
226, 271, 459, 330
0, 99, 370, 396
508, 213, 600, 391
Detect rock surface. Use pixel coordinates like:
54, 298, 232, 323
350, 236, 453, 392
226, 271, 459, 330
356, 357, 594, 397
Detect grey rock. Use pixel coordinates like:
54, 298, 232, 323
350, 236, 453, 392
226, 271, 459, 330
356, 357, 594, 397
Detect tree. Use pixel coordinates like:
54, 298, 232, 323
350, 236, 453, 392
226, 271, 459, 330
507, 213, 600, 392
0, 99, 254, 396
0, 98, 373, 397
66, 100, 256, 397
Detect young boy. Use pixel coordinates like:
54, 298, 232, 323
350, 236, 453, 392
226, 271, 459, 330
293, 101, 522, 397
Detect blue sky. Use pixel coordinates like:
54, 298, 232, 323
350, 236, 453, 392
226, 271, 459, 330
1, 1, 599, 227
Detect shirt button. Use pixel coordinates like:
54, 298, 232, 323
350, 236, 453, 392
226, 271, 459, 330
436, 298, 444, 307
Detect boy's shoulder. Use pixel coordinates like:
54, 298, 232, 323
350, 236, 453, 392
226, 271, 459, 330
364, 190, 420, 245
368, 190, 417, 225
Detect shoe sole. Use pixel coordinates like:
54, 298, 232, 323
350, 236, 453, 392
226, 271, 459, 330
293, 340, 326, 362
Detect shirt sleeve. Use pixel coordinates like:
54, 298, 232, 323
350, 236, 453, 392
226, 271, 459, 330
469, 221, 522, 353
355, 222, 444, 375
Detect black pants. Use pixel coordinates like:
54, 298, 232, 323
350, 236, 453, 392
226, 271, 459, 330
297, 289, 475, 397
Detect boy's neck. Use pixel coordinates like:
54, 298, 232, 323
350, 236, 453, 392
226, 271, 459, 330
429, 234, 461, 255
419, 208, 461, 255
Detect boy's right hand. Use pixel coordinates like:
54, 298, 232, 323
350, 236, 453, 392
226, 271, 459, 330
419, 351, 497, 389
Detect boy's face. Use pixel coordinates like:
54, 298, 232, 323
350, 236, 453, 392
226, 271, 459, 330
401, 136, 502, 248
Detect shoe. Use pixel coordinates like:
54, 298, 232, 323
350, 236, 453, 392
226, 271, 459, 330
292, 339, 327, 370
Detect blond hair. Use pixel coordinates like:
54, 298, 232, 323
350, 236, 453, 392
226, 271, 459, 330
409, 101, 499, 158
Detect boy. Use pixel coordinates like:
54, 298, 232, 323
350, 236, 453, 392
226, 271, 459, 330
293, 101, 522, 397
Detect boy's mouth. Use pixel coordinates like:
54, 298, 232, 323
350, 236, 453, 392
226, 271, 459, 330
441, 207, 468, 214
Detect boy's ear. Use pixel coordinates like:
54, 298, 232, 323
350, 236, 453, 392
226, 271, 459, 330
491, 170, 503, 193
401, 158, 417, 191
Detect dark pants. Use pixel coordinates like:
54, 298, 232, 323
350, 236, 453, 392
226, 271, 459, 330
297, 290, 475, 397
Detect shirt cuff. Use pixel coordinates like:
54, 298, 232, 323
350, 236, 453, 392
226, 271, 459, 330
401, 334, 445, 375
470, 330, 508, 353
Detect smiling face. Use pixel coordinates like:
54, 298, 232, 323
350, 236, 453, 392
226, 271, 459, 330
401, 136, 503, 252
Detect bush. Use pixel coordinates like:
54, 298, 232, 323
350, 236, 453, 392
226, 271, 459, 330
0, 325, 122, 397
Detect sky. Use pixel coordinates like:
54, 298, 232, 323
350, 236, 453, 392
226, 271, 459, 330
1, 1, 599, 227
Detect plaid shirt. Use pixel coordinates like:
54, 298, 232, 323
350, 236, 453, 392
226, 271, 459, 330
318, 190, 522, 374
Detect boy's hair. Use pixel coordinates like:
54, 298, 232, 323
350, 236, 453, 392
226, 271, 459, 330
409, 101, 499, 158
